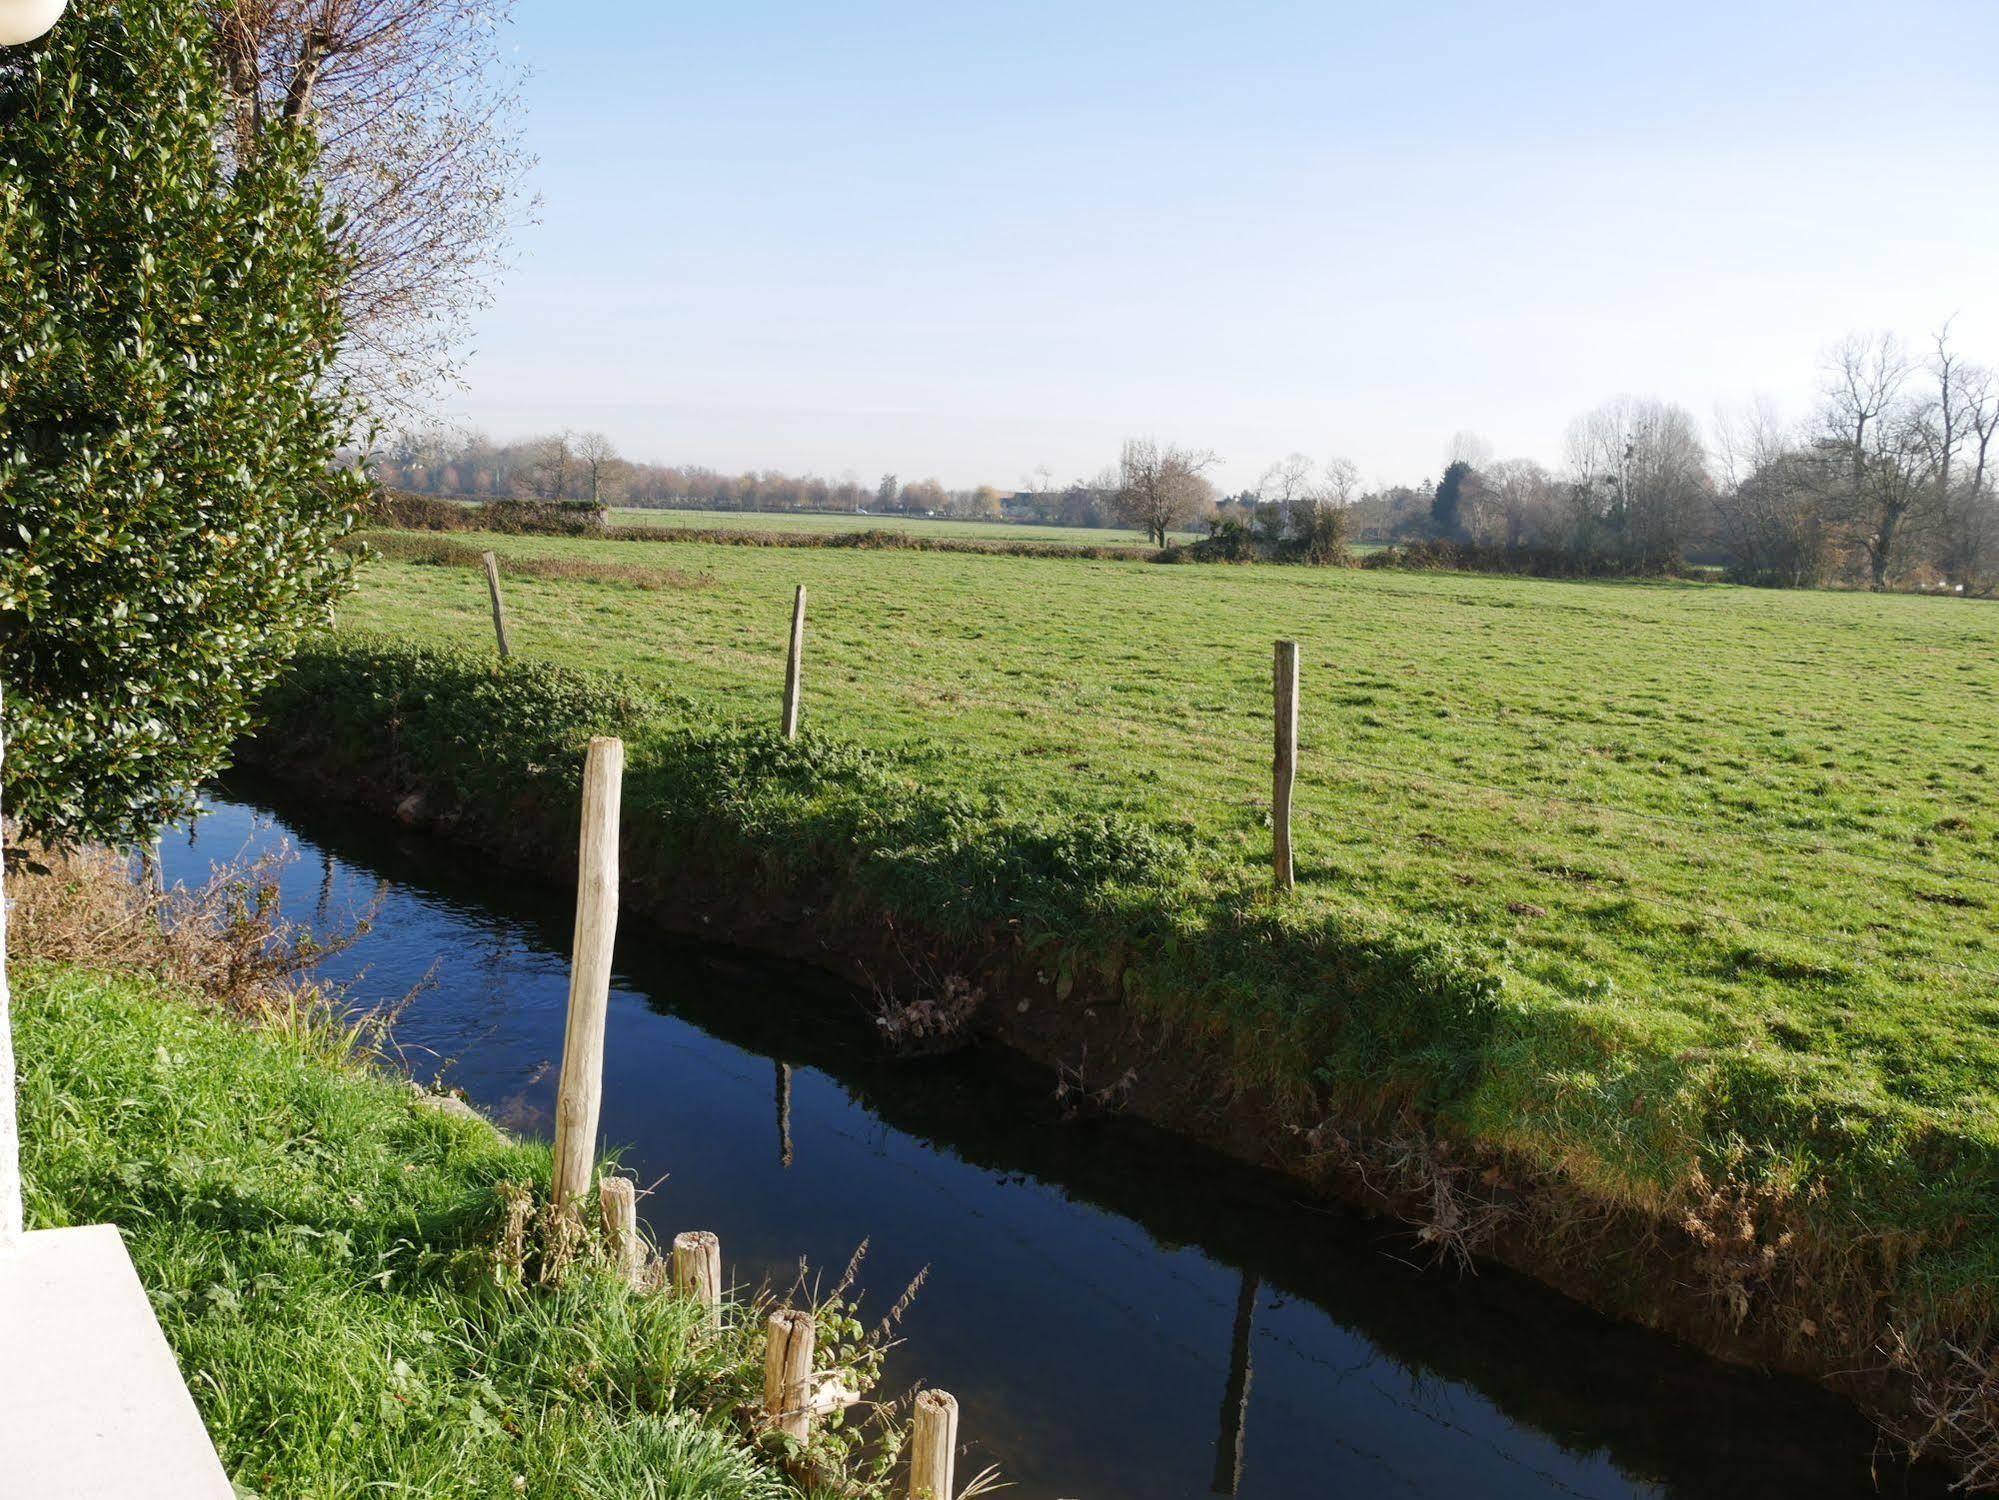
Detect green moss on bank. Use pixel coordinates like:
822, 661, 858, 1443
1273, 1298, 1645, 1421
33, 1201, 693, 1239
13, 962, 794, 1499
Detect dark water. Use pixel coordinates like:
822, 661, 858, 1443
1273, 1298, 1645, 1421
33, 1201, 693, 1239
159, 773, 1945, 1500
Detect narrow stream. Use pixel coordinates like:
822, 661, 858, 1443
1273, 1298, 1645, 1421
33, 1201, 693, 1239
160, 772, 1944, 1500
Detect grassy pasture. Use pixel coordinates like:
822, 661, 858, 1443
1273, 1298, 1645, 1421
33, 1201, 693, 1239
328, 531, 1999, 1299
609, 505, 1197, 547
14, 964, 805, 1499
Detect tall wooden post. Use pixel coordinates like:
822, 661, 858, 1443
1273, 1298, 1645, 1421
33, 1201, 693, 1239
482, 550, 512, 659
550, 736, 623, 1219
764, 1309, 816, 1445
909, 1389, 959, 1500
0, 683, 20, 1255
1210, 1272, 1260, 1495
1272, 640, 1298, 891
781, 584, 807, 739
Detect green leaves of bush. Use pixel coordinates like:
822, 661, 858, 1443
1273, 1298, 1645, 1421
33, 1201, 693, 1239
0, 0, 362, 847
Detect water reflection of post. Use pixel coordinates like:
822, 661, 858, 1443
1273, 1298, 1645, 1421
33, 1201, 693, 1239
776, 1061, 794, 1168
317, 847, 335, 928
1211, 1271, 1259, 1495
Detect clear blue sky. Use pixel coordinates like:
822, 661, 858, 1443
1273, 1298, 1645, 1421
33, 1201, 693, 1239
450, 0, 1999, 492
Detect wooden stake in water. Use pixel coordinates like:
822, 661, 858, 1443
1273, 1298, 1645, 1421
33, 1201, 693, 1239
782, 584, 808, 739
671, 1230, 723, 1329
482, 550, 512, 659
909, 1389, 959, 1500
550, 736, 623, 1219
1272, 640, 1299, 891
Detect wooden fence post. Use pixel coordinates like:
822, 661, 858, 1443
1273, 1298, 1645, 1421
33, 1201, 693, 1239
764, 1309, 816, 1445
482, 550, 512, 659
781, 584, 807, 739
598, 1176, 643, 1287
1272, 640, 1298, 891
671, 1230, 723, 1329
909, 1389, 959, 1500
550, 736, 623, 1220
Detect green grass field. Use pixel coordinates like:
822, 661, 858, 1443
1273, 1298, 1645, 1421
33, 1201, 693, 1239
313, 528, 1999, 1378
14, 961, 815, 1499
609, 505, 1195, 547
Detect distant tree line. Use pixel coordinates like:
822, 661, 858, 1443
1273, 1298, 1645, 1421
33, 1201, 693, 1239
372, 431, 1033, 522
370, 324, 1999, 592
1332, 328, 1997, 592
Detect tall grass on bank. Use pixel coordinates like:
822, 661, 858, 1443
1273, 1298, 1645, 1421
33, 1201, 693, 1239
7, 850, 913, 1499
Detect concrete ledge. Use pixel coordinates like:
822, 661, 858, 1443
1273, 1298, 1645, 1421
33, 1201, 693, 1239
0, 1224, 234, 1498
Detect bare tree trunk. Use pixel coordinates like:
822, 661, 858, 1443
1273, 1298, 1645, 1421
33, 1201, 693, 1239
220, 11, 264, 159
282, 23, 335, 123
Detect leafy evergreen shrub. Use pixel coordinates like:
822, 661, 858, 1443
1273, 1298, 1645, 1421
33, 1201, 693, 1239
0, 0, 360, 846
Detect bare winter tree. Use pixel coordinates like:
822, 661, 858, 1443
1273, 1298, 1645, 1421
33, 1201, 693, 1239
1926, 326, 1996, 590
519, 432, 573, 500
1862, 415, 1940, 588
1564, 397, 1710, 560
1113, 439, 1218, 547
1256, 452, 1318, 543
1321, 456, 1361, 509
1710, 400, 1835, 587
208, 0, 533, 420
1258, 453, 1318, 506
573, 432, 625, 506
1959, 367, 1999, 592
1817, 333, 1919, 588
1482, 458, 1557, 547
1446, 430, 1494, 469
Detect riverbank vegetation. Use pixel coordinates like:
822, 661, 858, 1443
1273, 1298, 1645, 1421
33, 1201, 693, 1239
8, 847, 914, 1498
254, 526, 1999, 1476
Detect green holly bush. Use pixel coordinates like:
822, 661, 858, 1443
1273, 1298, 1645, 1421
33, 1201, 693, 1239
0, 0, 361, 848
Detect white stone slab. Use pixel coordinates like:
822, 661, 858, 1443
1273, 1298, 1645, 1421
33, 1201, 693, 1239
0, 1224, 234, 1498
